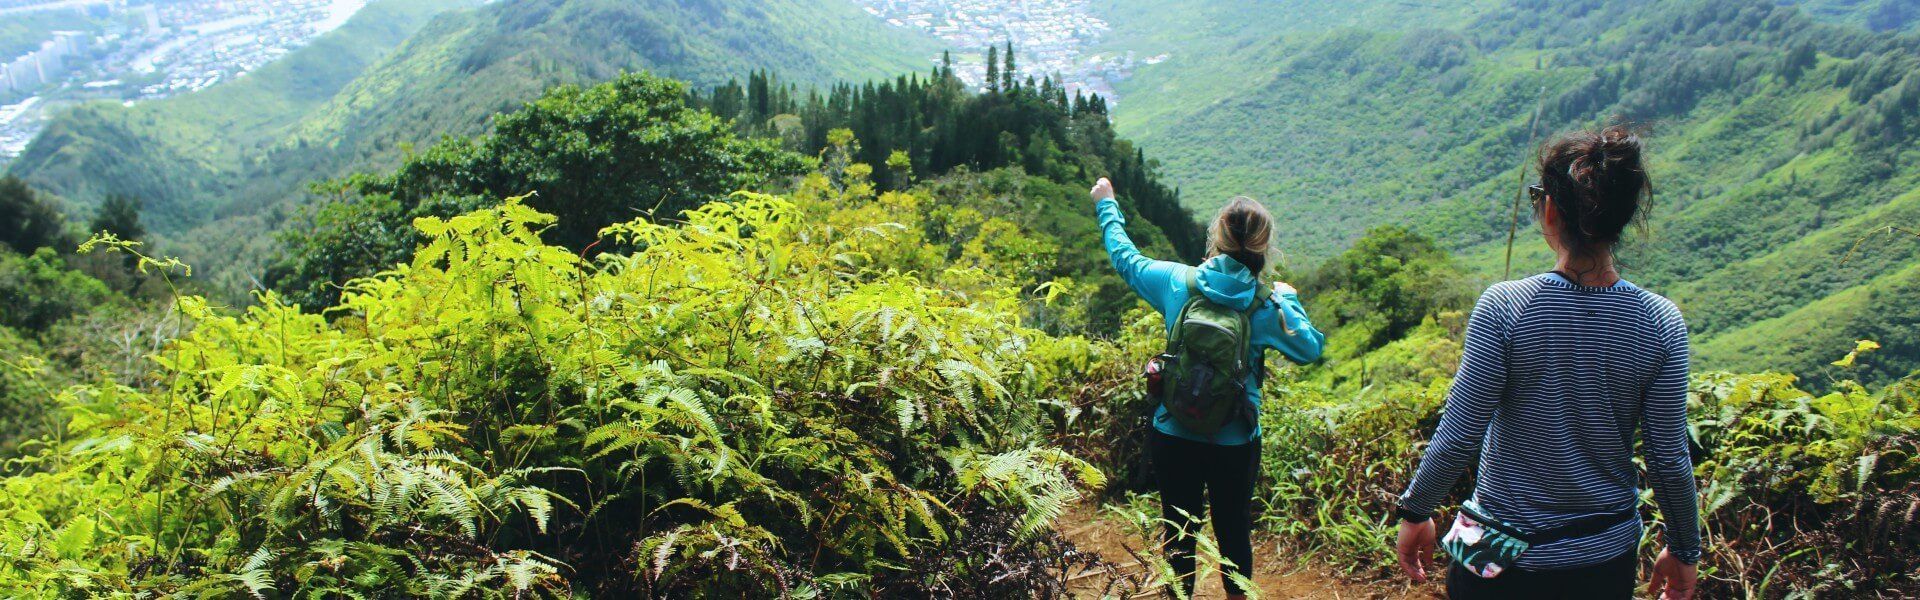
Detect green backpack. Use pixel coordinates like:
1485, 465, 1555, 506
1148, 270, 1270, 437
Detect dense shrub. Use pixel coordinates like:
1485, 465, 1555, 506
267, 73, 812, 313
1200, 320, 1916, 594
0, 155, 1110, 597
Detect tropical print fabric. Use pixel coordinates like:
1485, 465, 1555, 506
1442, 499, 1531, 578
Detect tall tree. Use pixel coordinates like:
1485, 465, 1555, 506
686, 62, 1206, 263
986, 45, 1000, 94
0, 176, 68, 255
269, 73, 810, 311
1002, 42, 1017, 92
90, 194, 145, 242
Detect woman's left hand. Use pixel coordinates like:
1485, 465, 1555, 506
1272, 281, 1297, 296
1089, 177, 1115, 203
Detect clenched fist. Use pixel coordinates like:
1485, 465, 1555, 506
1089, 177, 1115, 203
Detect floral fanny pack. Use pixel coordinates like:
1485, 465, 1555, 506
1441, 499, 1638, 578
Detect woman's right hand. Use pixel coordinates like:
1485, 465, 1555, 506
1272, 281, 1297, 296
1395, 516, 1438, 583
1089, 177, 1115, 203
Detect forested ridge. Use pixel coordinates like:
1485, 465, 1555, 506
2, 64, 1916, 597
4, 0, 936, 295
0, 0, 1915, 597
1105, 0, 1920, 386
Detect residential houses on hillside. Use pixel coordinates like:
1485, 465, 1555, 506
0, 0, 366, 163
852, 0, 1149, 102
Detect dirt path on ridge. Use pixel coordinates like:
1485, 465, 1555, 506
1057, 503, 1444, 599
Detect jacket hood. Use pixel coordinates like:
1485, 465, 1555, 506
1194, 255, 1263, 311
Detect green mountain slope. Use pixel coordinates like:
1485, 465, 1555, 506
1783, 0, 1920, 32
7, 0, 935, 292
7, 0, 478, 231
270, 0, 938, 190
1106, 0, 1920, 383
0, 10, 92, 66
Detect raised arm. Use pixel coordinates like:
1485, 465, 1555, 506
1093, 179, 1185, 315
1398, 286, 1513, 514
1259, 289, 1325, 364
1642, 305, 1701, 563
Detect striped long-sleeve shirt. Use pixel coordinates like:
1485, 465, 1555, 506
1398, 273, 1702, 568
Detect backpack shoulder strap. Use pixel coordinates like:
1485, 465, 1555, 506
1167, 268, 1205, 349
1238, 278, 1270, 373
1249, 278, 1271, 315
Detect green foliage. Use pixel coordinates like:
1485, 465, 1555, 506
7, 0, 476, 232
6, 0, 933, 295
1107, 0, 1920, 384
1294, 226, 1473, 360
86, 195, 144, 244
0, 327, 64, 458
906, 167, 1181, 334
1784, 0, 1920, 32
0, 176, 70, 256
0, 245, 148, 456
1088, 307, 1920, 595
0, 10, 91, 76
0, 248, 115, 336
267, 72, 810, 311
0, 156, 1110, 596
689, 63, 1206, 263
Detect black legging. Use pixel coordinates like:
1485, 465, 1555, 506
1149, 429, 1259, 596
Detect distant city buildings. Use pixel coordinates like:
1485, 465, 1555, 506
852, 0, 1150, 103
0, 31, 87, 96
0, 0, 365, 163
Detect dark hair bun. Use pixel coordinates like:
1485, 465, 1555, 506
1538, 125, 1651, 256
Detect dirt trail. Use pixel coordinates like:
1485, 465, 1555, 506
1057, 503, 1443, 599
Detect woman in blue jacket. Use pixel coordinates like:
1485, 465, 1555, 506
1091, 177, 1325, 598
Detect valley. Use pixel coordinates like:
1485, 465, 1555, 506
0, 0, 1915, 597
0, 0, 382, 163
852, 0, 1158, 102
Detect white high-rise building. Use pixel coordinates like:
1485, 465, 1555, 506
0, 31, 88, 95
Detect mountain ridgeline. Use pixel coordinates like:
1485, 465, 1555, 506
1101, 0, 1920, 385
685, 63, 1200, 263
268, 66, 1200, 333
0, 0, 1916, 596
4, 0, 937, 294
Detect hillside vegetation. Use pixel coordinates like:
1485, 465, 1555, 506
273, 67, 1197, 332
0, 0, 1916, 596
0, 176, 173, 458
7, 0, 477, 231
0, 63, 1915, 596
0, 10, 92, 70
1783, 0, 1920, 31
6, 0, 936, 295
0, 128, 1143, 596
1107, 0, 1920, 384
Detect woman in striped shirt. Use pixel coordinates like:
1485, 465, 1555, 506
1391, 126, 1701, 599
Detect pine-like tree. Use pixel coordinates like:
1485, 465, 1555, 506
0, 176, 68, 254
90, 194, 145, 242
986, 45, 1000, 94
1002, 42, 1017, 92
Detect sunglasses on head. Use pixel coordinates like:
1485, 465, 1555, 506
1527, 184, 1546, 208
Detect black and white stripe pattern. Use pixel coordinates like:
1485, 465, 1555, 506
1400, 273, 1701, 569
